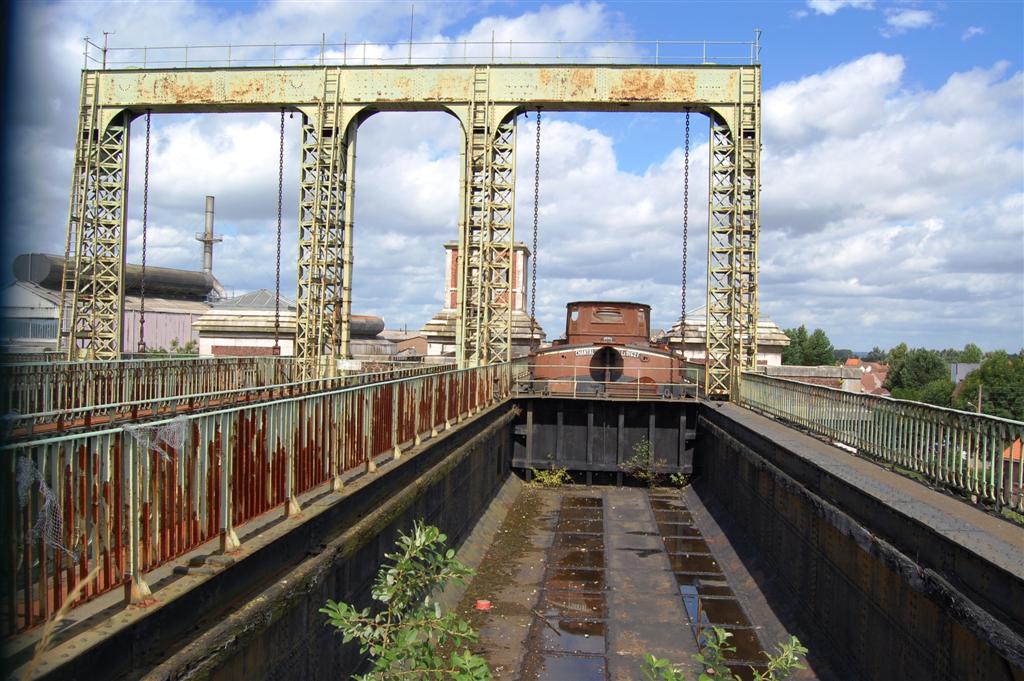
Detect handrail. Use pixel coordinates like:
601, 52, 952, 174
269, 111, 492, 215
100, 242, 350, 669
81, 32, 762, 70
3, 363, 454, 439
513, 363, 700, 399
1, 359, 526, 635
738, 372, 1024, 513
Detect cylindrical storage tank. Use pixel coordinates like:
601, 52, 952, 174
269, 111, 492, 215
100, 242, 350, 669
13, 253, 216, 299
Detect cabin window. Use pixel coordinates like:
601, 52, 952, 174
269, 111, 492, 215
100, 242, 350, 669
593, 307, 623, 324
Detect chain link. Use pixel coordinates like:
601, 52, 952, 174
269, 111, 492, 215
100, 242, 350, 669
680, 111, 690, 334
138, 109, 151, 353
274, 108, 284, 351
530, 108, 541, 347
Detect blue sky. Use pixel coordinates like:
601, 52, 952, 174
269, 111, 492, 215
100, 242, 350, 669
4, 0, 1023, 352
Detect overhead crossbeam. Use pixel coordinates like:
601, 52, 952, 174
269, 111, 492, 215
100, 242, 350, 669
64, 63, 759, 397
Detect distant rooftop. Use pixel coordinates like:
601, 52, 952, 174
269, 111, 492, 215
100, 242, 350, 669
214, 289, 295, 311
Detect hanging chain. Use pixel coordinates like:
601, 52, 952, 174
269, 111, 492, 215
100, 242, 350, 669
530, 108, 541, 347
139, 109, 152, 353
274, 108, 284, 351
680, 111, 690, 333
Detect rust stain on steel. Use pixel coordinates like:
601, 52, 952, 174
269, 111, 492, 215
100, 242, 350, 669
227, 78, 269, 100
567, 69, 595, 96
538, 69, 554, 87
152, 75, 215, 104
610, 69, 697, 101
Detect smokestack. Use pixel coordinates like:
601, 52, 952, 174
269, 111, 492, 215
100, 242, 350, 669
195, 195, 222, 277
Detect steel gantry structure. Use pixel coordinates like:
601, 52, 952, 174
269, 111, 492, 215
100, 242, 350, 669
59, 60, 760, 397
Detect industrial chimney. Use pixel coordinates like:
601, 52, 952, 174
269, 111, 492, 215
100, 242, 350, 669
195, 195, 222, 276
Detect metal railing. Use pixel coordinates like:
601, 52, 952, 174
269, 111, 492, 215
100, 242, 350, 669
739, 373, 1024, 512
1, 356, 303, 417
1, 359, 526, 635
513, 364, 700, 400
82, 32, 762, 70
3, 363, 454, 440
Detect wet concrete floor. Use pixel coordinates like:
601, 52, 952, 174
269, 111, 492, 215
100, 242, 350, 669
458, 484, 818, 680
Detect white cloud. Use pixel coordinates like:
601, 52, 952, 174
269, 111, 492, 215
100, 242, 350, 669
962, 26, 985, 41
760, 55, 1023, 349
882, 8, 935, 36
805, 1, 874, 16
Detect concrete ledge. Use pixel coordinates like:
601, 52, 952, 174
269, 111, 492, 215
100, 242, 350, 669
698, 403, 1024, 678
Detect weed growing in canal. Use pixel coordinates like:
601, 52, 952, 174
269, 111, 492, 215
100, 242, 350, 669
669, 472, 690, 489
320, 521, 491, 680
620, 437, 665, 487
641, 626, 807, 681
530, 465, 572, 487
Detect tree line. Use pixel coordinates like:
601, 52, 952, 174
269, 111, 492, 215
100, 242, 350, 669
781, 325, 1024, 421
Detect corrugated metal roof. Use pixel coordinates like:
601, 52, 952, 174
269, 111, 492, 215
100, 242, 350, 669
214, 289, 296, 311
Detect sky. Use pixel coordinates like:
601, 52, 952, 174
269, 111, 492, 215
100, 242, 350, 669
2, 0, 1022, 353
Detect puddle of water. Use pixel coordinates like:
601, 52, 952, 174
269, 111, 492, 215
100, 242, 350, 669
674, 574, 735, 597
668, 554, 722, 574
657, 523, 701, 537
556, 518, 604, 534
717, 627, 767, 663
619, 547, 662, 558
551, 548, 606, 570
555, 533, 605, 551
562, 497, 603, 508
546, 568, 606, 591
539, 589, 607, 618
559, 507, 605, 520
521, 653, 606, 681
537, 618, 606, 655
650, 498, 687, 511
653, 510, 695, 524
698, 598, 751, 626
625, 530, 660, 536
662, 537, 711, 554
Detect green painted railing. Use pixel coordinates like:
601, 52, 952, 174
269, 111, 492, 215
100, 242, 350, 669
739, 372, 1024, 513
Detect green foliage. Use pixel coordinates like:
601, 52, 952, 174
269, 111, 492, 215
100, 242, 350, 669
529, 465, 572, 487
833, 348, 855, 364
952, 351, 1024, 421
146, 338, 199, 356
802, 329, 835, 366
863, 346, 887, 362
320, 521, 491, 681
887, 342, 909, 378
960, 343, 984, 363
886, 347, 947, 395
641, 627, 807, 681
782, 325, 835, 365
620, 437, 665, 487
781, 326, 807, 366
669, 472, 689, 489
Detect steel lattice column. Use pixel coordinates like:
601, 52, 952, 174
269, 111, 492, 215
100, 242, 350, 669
63, 107, 131, 360
295, 69, 349, 379
705, 65, 761, 398
736, 67, 761, 376
705, 114, 737, 397
456, 66, 517, 367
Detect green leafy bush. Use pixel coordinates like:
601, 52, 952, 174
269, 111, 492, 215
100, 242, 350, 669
620, 437, 665, 487
529, 465, 572, 487
321, 521, 491, 680
641, 626, 807, 681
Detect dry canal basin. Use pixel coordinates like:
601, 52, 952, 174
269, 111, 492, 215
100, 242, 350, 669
454, 484, 827, 680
